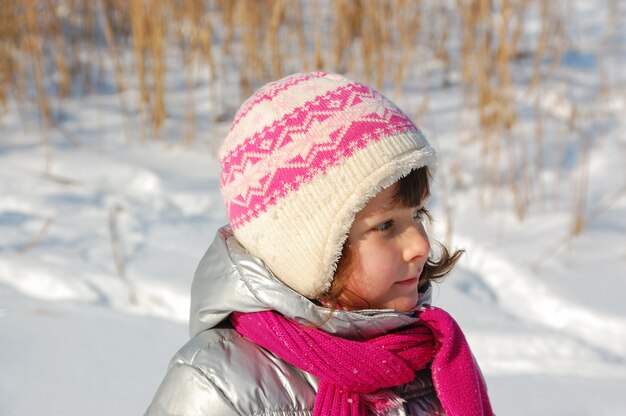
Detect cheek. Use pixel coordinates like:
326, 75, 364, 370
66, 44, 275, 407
353, 242, 398, 279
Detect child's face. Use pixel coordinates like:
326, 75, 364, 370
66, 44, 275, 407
339, 183, 430, 312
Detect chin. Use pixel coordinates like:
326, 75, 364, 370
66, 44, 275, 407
394, 290, 419, 312
391, 296, 420, 312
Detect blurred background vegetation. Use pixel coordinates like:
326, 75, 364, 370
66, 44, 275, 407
0, 0, 623, 238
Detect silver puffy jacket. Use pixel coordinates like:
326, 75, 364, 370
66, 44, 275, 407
145, 226, 444, 415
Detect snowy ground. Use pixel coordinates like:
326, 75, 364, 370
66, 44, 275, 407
2, 2, 626, 415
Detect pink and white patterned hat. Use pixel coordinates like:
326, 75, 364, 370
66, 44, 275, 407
219, 72, 436, 298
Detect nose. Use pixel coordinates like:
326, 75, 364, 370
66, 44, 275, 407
401, 223, 430, 263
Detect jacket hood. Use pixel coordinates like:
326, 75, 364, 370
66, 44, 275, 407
189, 226, 433, 340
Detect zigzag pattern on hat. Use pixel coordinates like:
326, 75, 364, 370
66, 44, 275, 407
220, 82, 419, 229
229, 72, 325, 131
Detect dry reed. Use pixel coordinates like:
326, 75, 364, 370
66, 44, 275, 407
393, 0, 421, 93
311, 0, 325, 71
108, 203, 137, 304
102, 0, 133, 142
0, 0, 614, 239
0, 0, 575, 140
45, 0, 71, 97
19, 217, 54, 253
0, 1, 20, 111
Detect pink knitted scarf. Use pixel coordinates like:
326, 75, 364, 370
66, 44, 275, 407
230, 306, 493, 416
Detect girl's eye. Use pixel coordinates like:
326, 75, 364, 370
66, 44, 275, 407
373, 220, 393, 232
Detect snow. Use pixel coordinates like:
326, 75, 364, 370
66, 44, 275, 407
1, 2, 626, 415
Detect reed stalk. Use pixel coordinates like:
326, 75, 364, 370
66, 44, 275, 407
0, 0, 20, 111
394, 0, 421, 93
108, 203, 137, 304
130, 0, 149, 116
311, 0, 325, 70
22, 0, 52, 169
332, 0, 362, 74
45, 0, 71, 97
102, 0, 133, 143
266, 0, 285, 79
146, 0, 166, 138
288, 0, 309, 71
218, 0, 236, 55
19, 217, 54, 253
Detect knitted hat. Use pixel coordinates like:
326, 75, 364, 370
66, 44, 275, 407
219, 72, 436, 298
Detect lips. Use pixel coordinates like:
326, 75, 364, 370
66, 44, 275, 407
395, 277, 419, 285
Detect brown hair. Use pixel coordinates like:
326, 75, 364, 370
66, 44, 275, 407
320, 166, 464, 310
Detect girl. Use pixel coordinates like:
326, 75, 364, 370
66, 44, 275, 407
145, 72, 493, 416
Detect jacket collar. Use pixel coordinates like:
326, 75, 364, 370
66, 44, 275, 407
189, 226, 432, 340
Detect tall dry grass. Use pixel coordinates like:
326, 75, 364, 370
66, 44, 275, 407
1, 0, 616, 236
0, 0, 564, 137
